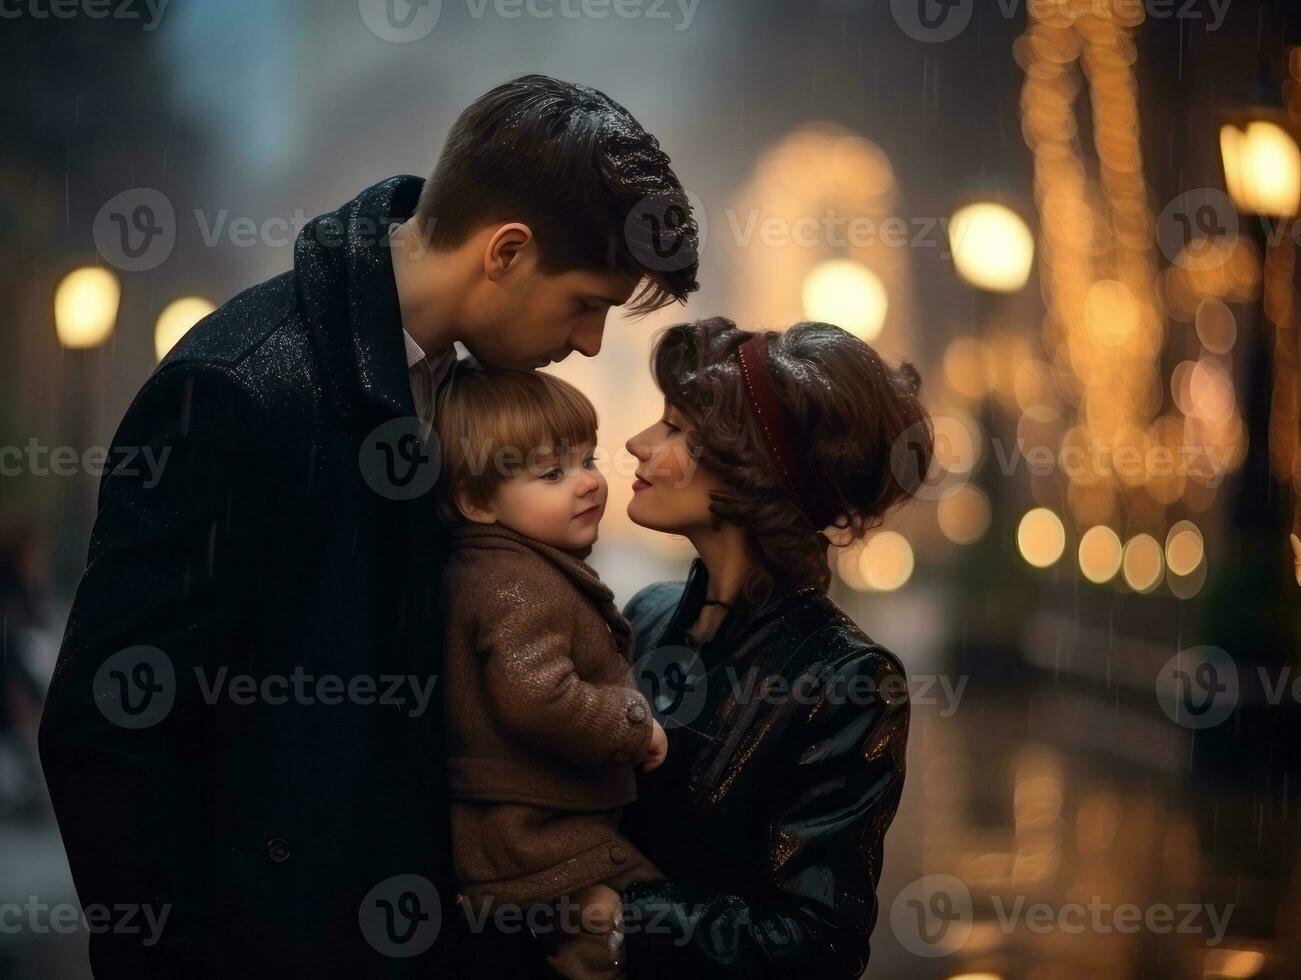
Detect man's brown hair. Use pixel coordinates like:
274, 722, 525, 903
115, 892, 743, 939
415, 74, 699, 315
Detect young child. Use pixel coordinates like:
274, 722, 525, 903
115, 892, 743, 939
433, 362, 667, 979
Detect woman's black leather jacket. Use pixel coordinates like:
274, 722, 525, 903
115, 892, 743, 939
617, 559, 910, 978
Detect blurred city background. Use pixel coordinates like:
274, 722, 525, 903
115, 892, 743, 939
2, 1, 1300, 977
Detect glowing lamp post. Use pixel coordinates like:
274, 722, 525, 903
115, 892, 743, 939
1219, 103, 1301, 588
54, 266, 120, 349
948, 202, 1036, 294
1219, 119, 1301, 218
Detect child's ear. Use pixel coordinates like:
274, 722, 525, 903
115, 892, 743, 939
454, 486, 497, 525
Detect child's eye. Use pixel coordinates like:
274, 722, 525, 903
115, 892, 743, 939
542, 469, 563, 482
583, 455, 597, 469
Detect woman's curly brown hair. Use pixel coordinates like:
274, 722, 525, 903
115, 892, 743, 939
650, 316, 934, 611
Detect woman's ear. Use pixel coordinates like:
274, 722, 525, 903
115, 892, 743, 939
454, 486, 497, 525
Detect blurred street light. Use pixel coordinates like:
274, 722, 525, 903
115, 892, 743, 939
1220, 120, 1301, 217
1218, 71, 1301, 591
801, 258, 888, 341
155, 296, 216, 361
1017, 507, 1066, 568
948, 202, 1036, 293
54, 267, 120, 349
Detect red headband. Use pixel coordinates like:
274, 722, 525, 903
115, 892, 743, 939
737, 334, 831, 527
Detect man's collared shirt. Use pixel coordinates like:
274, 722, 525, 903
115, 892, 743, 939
404, 329, 456, 442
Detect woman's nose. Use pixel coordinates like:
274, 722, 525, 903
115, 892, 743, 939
625, 431, 649, 461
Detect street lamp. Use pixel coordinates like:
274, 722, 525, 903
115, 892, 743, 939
801, 258, 888, 341
1218, 98, 1301, 589
1220, 119, 1301, 218
948, 202, 1036, 294
54, 266, 120, 349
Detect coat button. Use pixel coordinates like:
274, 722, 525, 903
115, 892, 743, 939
626, 702, 647, 723
267, 838, 291, 863
609, 845, 628, 864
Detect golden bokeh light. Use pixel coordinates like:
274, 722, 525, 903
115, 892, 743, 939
1221, 120, 1301, 217
937, 484, 992, 545
948, 202, 1036, 293
1017, 508, 1066, 568
1202, 947, 1267, 979
1078, 525, 1123, 583
54, 266, 121, 349
1165, 520, 1205, 576
1195, 298, 1237, 354
942, 336, 989, 400
801, 259, 888, 341
858, 531, 914, 591
155, 297, 216, 361
1121, 533, 1164, 592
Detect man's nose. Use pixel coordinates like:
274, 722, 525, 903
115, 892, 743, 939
570, 319, 605, 358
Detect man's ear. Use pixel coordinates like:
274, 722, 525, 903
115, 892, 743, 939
454, 486, 497, 525
483, 223, 534, 282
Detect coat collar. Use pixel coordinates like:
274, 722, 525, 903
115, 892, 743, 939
662, 558, 821, 668
448, 523, 632, 657
294, 174, 426, 418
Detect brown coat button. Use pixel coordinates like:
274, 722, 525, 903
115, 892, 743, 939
609, 845, 628, 864
267, 838, 290, 863
627, 702, 647, 723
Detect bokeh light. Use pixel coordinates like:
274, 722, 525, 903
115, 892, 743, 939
54, 267, 120, 349
858, 531, 914, 591
1017, 508, 1066, 568
949, 203, 1036, 293
1078, 525, 1123, 583
801, 259, 888, 341
155, 297, 216, 361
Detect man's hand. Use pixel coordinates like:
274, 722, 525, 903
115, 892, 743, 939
639, 719, 668, 772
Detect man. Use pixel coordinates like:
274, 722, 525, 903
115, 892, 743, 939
38, 74, 698, 977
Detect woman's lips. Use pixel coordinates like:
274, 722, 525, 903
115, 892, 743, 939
632, 478, 651, 492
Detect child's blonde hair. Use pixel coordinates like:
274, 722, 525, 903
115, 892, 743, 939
432, 362, 599, 524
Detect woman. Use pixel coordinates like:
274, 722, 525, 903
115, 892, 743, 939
612, 316, 932, 977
